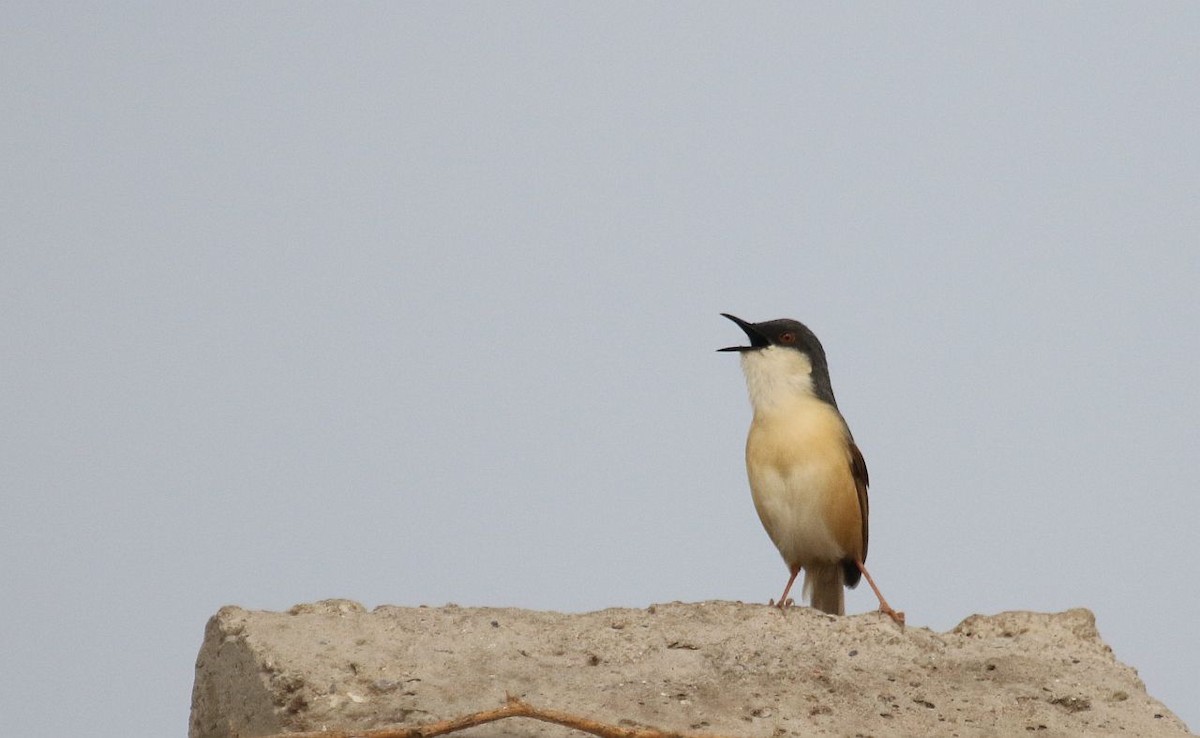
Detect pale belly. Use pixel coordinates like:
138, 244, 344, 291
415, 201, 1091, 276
744, 398, 862, 569
748, 461, 848, 567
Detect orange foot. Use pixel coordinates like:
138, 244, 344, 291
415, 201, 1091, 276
880, 605, 906, 628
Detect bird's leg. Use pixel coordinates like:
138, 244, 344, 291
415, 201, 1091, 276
773, 568, 801, 610
855, 560, 905, 626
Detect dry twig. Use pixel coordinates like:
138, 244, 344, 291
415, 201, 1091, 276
263, 694, 732, 738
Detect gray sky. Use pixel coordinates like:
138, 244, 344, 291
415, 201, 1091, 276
3, 4, 1197, 735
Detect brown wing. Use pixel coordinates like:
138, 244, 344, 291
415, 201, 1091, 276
850, 441, 869, 563
840, 439, 871, 589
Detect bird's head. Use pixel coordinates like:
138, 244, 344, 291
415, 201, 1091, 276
719, 313, 837, 409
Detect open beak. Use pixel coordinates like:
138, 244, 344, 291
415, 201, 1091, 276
718, 313, 768, 352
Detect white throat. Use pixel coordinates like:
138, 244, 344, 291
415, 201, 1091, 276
739, 345, 817, 413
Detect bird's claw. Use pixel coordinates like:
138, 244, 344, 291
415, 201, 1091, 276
881, 606, 906, 628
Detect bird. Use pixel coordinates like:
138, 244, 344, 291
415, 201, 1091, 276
719, 313, 903, 625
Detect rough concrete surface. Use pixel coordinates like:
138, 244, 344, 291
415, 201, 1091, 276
189, 600, 1192, 738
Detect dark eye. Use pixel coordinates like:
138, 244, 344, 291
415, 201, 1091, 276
780, 332, 796, 344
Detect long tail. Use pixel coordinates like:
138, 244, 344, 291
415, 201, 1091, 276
803, 563, 845, 615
